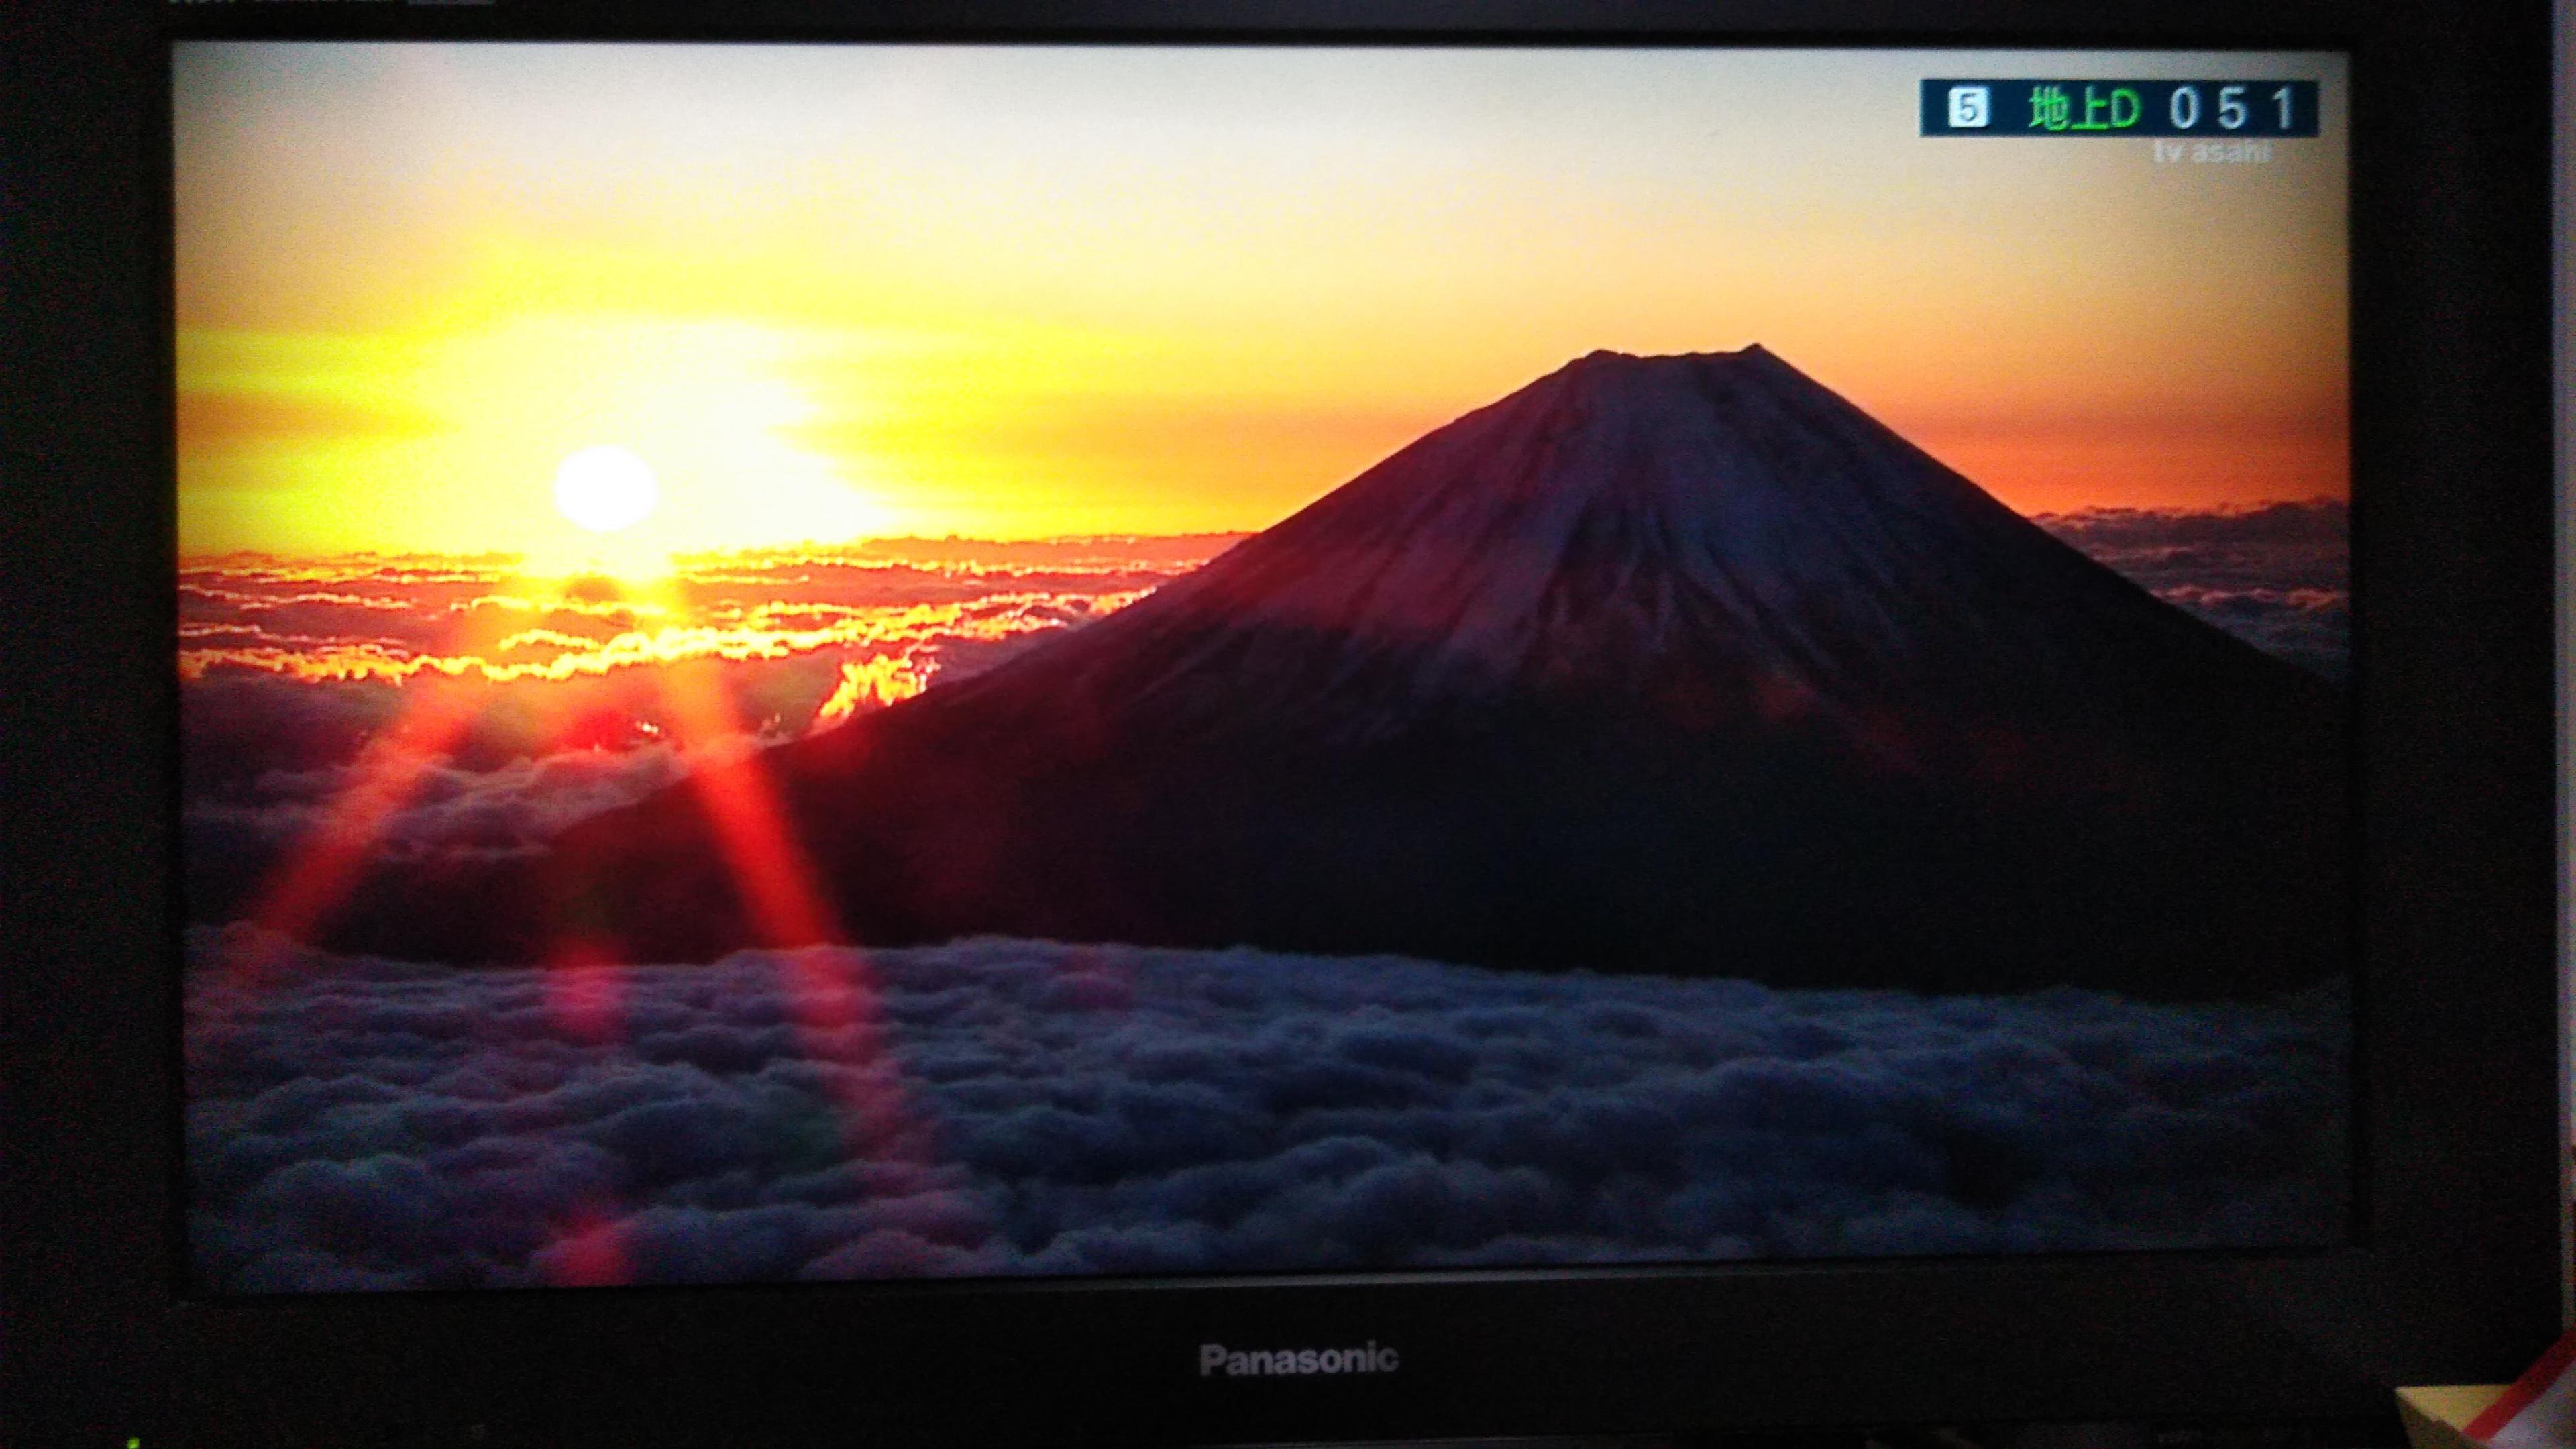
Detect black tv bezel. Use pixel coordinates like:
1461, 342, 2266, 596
5, 2, 2561, 1446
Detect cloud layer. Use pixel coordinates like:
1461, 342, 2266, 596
2039, 501, 2348, 679
187, 930, 2349, 1293
178, 545, 1216, 868
178, 515, 2343, 883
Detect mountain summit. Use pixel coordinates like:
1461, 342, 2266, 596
883, 345, 2317, 756
327, 349, 2351, 998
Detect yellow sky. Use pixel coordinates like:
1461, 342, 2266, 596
174, 44, 2349, 559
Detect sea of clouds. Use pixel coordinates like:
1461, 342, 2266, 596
2039, 501, 2349, 680
179, 511, 2348, 874
186, 928, 2349, 1293
177, 546, 1213, 879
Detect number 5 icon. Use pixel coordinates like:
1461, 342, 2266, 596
1948, 85, 1991, 128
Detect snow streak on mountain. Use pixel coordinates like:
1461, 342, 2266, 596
303, 349, 2349, 998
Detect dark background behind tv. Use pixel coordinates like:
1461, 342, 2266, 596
3, 1, 2559, 1446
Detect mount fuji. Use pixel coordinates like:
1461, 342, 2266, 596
329, 347, 2349, 998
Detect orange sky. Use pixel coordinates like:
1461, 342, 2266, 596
174, 44, 2349, 561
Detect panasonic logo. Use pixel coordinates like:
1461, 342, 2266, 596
1199, 1342, 1401, 1378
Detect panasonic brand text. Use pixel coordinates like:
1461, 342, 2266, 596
1198, 1342, 1401, 1378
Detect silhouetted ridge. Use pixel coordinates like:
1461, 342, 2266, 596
305, 347, 2349, 1000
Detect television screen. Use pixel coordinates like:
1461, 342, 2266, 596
174, 42, 2357, 1295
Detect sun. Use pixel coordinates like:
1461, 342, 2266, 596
554, 445, 659, 533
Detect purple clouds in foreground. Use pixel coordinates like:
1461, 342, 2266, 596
187, 930, 2348, 1293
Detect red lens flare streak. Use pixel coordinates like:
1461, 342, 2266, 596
636, 578, 932, 1163
541, 1199, 634, 1288
194, 570, 952, 1285
200, 622, 500, 1021
541, 935, 628, 1046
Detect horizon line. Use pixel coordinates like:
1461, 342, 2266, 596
175, 498, 2349, 569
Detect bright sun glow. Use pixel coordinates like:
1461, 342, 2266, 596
554, 445, 660, 533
